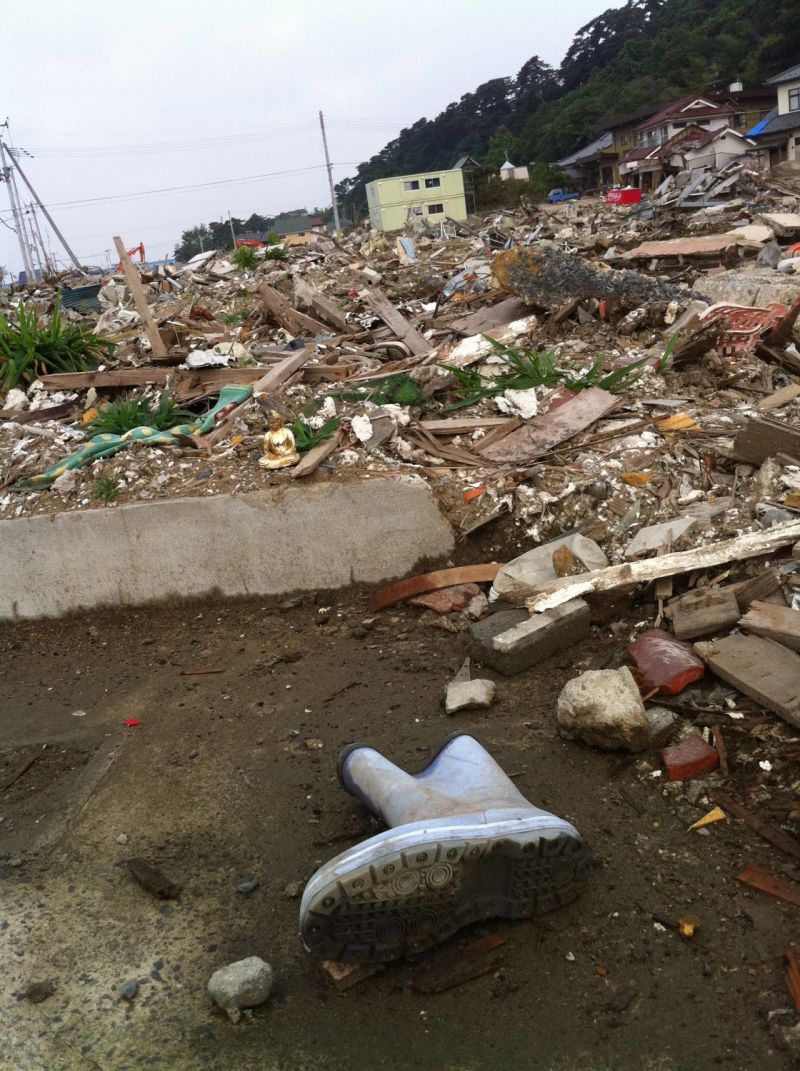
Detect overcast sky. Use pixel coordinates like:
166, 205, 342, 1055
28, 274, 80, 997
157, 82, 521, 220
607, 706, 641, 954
0, 0, 621, 275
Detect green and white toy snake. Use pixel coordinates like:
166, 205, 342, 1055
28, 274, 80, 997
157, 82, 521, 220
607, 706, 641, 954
12, 384, 254, 493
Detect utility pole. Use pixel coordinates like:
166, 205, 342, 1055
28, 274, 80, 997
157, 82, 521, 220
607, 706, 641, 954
0, 135, 34, 278
29, 202, 52, 273
10, 170, 37, 276
3, 138, 81, 270
228, 210, 237, 249
25, 205, 44, 276
318, 111, 341, 233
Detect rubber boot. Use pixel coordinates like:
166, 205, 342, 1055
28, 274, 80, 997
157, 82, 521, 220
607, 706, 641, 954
300, 733, 588, 963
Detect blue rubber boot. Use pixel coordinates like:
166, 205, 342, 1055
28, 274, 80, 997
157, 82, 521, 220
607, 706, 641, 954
300, 733, 588, 963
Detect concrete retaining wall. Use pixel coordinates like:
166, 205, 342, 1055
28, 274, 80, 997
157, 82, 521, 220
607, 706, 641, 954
0, 477, 454, 620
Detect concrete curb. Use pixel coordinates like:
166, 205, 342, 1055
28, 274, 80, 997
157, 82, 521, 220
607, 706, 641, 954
0, 476, 454, 620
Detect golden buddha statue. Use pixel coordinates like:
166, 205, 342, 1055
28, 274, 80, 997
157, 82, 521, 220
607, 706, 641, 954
259, 410, 299, 470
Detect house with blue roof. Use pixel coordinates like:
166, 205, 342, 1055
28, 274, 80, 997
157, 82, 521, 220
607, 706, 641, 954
747, 63, 800, 169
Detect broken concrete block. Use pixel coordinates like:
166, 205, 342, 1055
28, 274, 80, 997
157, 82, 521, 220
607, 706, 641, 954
445, 678, 496, 715
644, 705, 680, 744
208, 957, 273, 1023
469, 599, 589, 677
661, 735, 719, 781
557, 666, 650, 752
492, 244, 688, 311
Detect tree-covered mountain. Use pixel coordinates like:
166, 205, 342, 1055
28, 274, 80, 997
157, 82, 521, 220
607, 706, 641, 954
335, 0, 800, 214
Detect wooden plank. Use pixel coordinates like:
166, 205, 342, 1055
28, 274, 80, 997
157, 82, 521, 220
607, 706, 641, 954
786, 945, 800, 1013
739, 601, 800, 653
737, 863, 800, 908
113, 236, 168, 358
694, 633, 800, 728
294, 278, 353, 334
37, 367, 273, 397
714, 791, 800, 862
733, 568, 782, 611
451, 297, 530, 335
365, 288, 432, 356
733, 416, 800, 465
523, 521, 800, 613
195, 347, 317, 449
258, 283, 328, 336
370, 565, 501, 612
666, 587, 740, 640
756, 383, 800, 412
410, 934, 507, 994
292, 427, 346, 479
477, 388, 619, 464
419, 417, 511, 436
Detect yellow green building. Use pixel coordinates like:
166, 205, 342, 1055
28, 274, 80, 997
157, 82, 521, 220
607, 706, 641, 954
365, 169, 467, 231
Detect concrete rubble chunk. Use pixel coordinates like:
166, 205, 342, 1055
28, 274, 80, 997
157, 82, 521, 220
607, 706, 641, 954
208, 957, 274, 1023
471, 599, 590, 677
492, 244, 690, 310
557, 666, 650, 752
445, 678, 496, 715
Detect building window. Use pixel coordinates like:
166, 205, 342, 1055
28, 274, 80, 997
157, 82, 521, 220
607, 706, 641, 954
427, 203, 444, 214
424, 176, 441, 188
402, 180, 420, 191
733, 113, 746, 127
789, 88, 800, 112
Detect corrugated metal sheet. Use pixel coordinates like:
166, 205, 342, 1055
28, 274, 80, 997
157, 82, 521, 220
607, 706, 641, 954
60, 284, 102, 314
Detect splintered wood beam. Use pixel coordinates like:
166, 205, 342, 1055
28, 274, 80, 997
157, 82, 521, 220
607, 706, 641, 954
365, 288, 432, 355
113, 236, 168, 357
523, 522, 800, 614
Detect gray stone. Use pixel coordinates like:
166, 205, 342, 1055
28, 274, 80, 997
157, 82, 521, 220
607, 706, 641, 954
644, 705, 679, 744
119, 980, 139, 1001
445, 678, 496, 715
237, 879, 259, 895
557, 666, 650, 752
469, 601, 590, 677
208, 956, 273, 1023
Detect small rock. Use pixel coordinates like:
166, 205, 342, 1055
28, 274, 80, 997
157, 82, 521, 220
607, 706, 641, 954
557, 667, 650, 752
21, 979, 56, 1004
350, 625, 368, 639
116, 833, 128, 845
644, 705, 679, 745
188, 750, 199, 760
237, 879, 259, 895
128, 858, 181, 900
53, 470, 78, 495
445, 678, 496, 715
208, 957, 273, 1024
119, 980, 138, 1001
304, 738, 324, 751
466, 593, 489, 620
283, 881, 303, 899
315, 607, 331, 626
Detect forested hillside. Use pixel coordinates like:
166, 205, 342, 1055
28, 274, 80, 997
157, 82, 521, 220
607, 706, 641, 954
335, 0, 800, 212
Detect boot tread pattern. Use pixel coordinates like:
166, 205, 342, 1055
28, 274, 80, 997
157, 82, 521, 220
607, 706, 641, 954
302, 830, 588, 963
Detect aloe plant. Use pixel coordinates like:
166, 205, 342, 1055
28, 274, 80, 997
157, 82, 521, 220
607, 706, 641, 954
0, 299, 114, 392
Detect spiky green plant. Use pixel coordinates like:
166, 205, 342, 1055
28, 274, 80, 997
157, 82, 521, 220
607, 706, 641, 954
291, 416, 341, 452
233, 245, 258, 271
220, 310, 250, 326
335, 373, 427, 407
88, 392, 195, 435
264, 246, 288, 261
91, 476, 119, 503
0, 299, 114, 391
439, 337, 652, 411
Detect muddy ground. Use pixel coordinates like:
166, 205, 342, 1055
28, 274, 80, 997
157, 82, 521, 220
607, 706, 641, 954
1, 581, 797, 1071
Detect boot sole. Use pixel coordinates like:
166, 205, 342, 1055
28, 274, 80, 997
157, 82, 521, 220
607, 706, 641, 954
300, 820, 589, 963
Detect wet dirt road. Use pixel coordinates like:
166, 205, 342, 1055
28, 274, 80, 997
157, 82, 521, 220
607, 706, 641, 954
0, 593, 794, 1071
